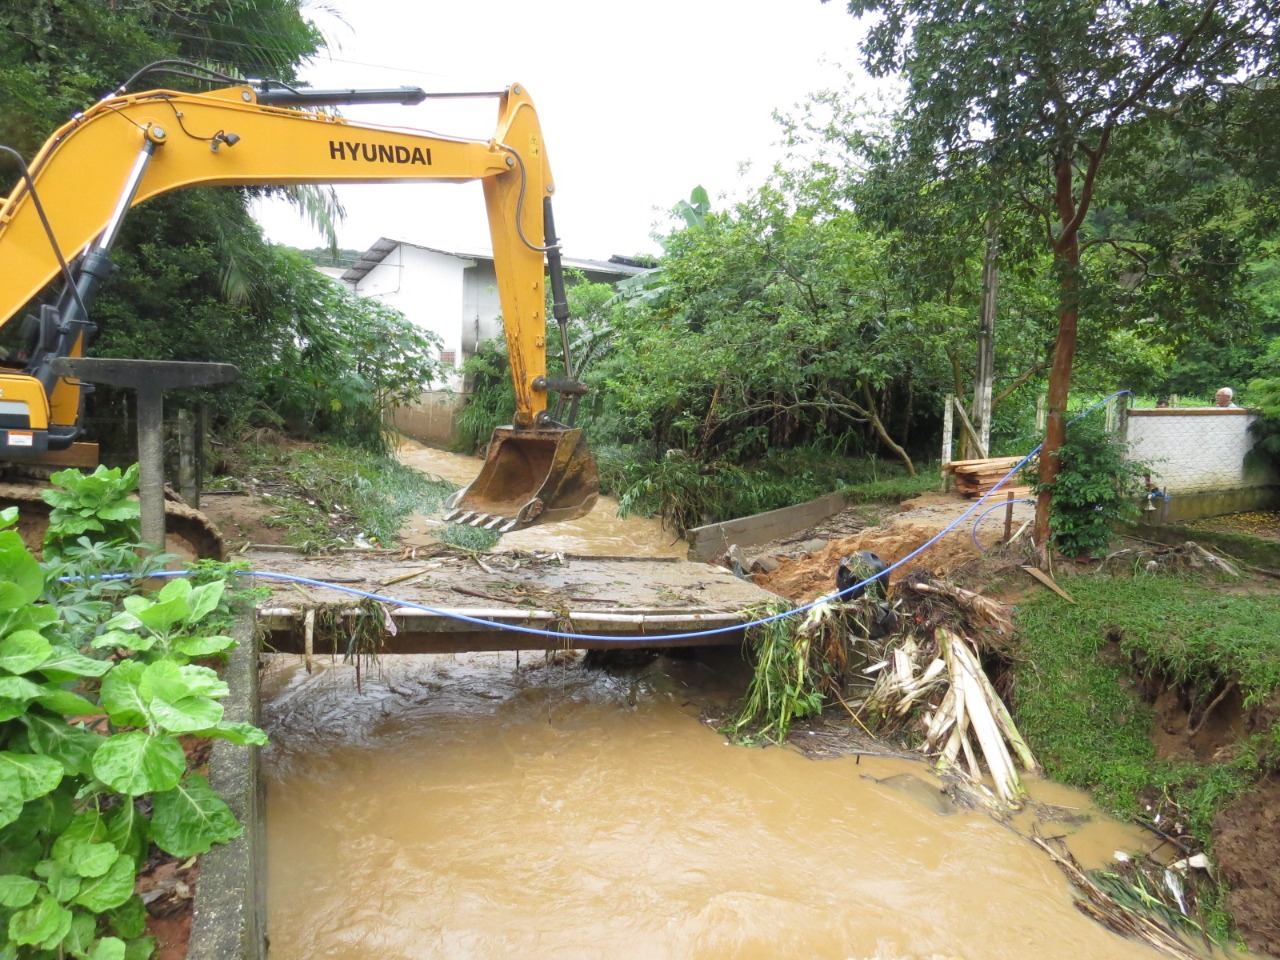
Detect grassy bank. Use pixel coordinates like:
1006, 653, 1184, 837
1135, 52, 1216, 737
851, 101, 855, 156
215, 439, 460, 551
597, 443, 938, 533
1013, 569, 1280, 937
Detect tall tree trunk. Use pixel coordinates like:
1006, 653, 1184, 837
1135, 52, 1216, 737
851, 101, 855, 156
971, 221, 999, 458
1034, 156, 1084, 546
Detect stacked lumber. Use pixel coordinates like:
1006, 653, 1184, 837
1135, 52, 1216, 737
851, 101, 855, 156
942, 456, 1031, 499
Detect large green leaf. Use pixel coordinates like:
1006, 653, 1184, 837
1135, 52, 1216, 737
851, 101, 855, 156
184, 580, 226, 624
0, 874, 39, 908
68, 841, 120, 880
33, 686, 100, 718
62, 910, 99, 959
174, 664, 228, 699
89, 936, 128, 960
0, 630, 52, 675
36, 646, 113, 680
1, 788, 72, 849
90, 733, 185, 797
107, 894, 147, 939
0, 675, 45, 702
150, 773, 242, 857
105, 802, 147, 863
51, 812, 109, 859
38, 857, 81, 903
7, 893, 73, 948
73, 852, 135, 912
20, 714, 104, 777
172, 634, 236, 658
91, 629, 155, 653
149, 694, 223, 735
99, 661, 149, 727
140, 660, 228, 702
0, 531, 44, 611
199, 721, 268, 747
124, 580, 191, 634
0, 751, 64, 803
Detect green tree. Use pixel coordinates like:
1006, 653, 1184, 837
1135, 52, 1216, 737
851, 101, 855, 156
600, 176, 948, 474
836, 0, 1280, 545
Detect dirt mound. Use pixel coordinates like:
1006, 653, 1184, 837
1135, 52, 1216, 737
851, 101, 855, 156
1214, 775, 1280, 957
753, 522, 987, 602
749, 491, 1031, 603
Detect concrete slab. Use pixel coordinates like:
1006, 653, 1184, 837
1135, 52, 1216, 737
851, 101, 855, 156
243, 548, 784, 653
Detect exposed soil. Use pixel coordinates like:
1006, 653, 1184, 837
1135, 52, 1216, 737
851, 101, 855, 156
745, 491, 1034, 602
196, 489, 291, 551
1215, 776, 1280, 957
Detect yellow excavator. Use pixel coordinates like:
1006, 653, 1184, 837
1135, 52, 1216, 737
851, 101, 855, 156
0, 71, 599, 545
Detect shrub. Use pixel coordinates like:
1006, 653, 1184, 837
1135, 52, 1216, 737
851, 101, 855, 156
1038, 415, 1146, 557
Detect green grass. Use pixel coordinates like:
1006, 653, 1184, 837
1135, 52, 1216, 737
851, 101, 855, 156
221, 440, 456, 550
598, 442, 938, 530
1013, 570, 1280, 941
1013, 569, 1271, 826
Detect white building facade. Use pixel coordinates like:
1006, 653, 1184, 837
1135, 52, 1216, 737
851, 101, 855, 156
339, 238, 646, 442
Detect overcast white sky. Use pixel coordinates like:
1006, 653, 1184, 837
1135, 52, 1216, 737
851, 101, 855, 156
251, 0, 878, 262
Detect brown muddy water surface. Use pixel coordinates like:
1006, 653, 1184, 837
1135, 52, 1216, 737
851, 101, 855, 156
263, 442, 1171, 959
263, 652, 1165, 960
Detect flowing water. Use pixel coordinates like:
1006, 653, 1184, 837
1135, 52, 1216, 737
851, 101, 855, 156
263, 443, 1170, 960
394, 439, 686, 560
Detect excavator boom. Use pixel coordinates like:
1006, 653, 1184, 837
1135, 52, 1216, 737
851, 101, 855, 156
0, 80, 597, 532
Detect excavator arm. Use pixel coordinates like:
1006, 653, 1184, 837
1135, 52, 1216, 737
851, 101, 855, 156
0, 81, 598, 530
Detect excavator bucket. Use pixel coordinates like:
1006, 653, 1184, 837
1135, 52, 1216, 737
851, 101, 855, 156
443, 426, 598, 532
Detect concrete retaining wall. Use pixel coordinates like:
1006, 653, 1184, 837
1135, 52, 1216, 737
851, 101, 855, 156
390, 390, 464, 446
188, 614, 265, 960
685, 491, 847, 562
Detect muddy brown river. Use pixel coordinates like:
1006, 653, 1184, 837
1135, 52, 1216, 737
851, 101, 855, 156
262, 444, 1170, 960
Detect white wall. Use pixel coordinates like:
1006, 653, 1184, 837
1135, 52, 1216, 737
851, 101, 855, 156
1125, 409, 1259, 492
461, 262, 504, 357
351, 246, 475, 391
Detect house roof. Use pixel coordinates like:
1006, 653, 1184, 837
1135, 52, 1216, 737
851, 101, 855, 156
340, 238, 650, 285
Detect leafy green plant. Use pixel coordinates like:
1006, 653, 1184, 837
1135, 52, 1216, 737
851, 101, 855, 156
729, 602, 825, 743
1034, 416, 1146, 557
0, 504, 265, 958
40, 466, 141, 559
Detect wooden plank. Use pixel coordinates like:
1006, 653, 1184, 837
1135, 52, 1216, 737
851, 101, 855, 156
943, 456, 1022, 472
1021, 565, 1075, 603
26, 442, 99, 468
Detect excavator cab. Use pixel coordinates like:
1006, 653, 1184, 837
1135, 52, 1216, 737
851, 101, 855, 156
443, 424, 598, 532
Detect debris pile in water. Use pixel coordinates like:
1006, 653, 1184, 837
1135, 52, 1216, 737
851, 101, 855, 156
733, 568, 1039, 809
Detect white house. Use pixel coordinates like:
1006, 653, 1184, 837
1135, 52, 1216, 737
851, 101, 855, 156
338, 238, 648, 443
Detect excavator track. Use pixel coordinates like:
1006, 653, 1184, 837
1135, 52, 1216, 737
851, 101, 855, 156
0, 480, 226, 560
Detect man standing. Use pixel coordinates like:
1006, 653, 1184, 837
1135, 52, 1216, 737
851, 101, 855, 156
1215, 387, 1239, 408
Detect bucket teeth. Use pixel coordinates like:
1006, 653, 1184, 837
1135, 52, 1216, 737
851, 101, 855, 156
443, 509, 461, 522
499, 518, 518, 533
468, 513, 489, 527
484, 516, 505, 530
454, 511, 474, 525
